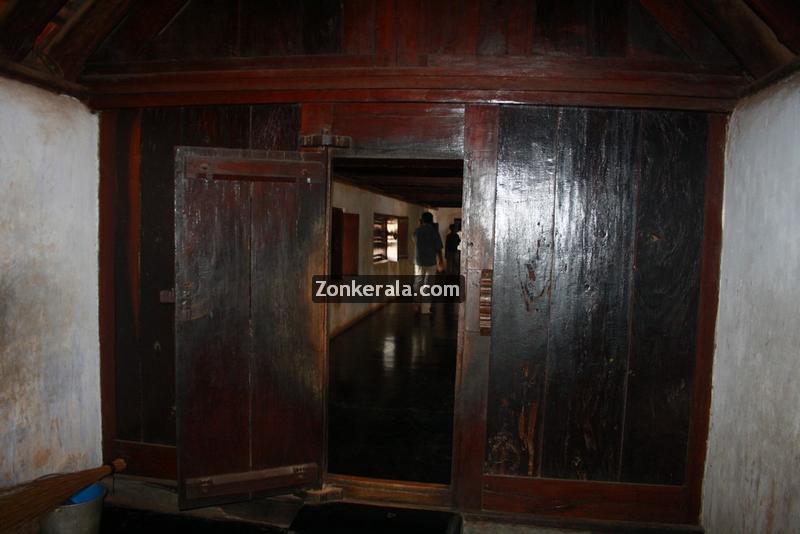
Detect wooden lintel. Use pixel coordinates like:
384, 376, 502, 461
81, 61, 746, 112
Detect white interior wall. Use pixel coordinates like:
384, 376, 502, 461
328, 181, 427, 335
702, 73, 800, 533
0, 77, 101, 487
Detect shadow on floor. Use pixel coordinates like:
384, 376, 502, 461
102, 503, 459, 533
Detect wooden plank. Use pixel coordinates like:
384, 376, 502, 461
88, 87, 738, 113
482, 476, 691, 524
626, 0, 687, 61
639, 0, 741, 65
745, 0, 800, 53
325, 474, 452, 508
343, 0, 376, 55
99, 110, 120, 460
85, 54, 381, 76
251, 104, 301, 151
111, 440, 177, 479
484, 106, 558, 478
43, 0, 134, 79
142, 0, 237, 62
589, 0, 628, 57
300, 0, 343, 55
395, 0, 424, 65
476, 0, 510, 56
374, 0, 396, 63
138, 108, 182, 445
532, 0, 589, 55
453, 105, 498, 510
250, 152, 327, 477
0, 0, 67, 61
87, 0, 191, 64
332, 103, 465, 156
181, 105, 251, 149
619, 111, 708, 485
113, 109, 143, 442
175, 152, 253, 503
300, 103, 334, 138
426, 0, 480, 56
506, 0, 535, 55
540, 108, 638, 481
239, 1, 341, 57
688, 0, 794, 78
685, 112, 726, 522
81, 62, 747, 100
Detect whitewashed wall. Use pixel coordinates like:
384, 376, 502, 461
702, 73, 800, 532
0, 77, 101, 487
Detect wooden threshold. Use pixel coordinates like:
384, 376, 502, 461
324, 473, 452, 509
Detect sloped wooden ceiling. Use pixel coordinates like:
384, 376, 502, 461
0, 0, 797, 106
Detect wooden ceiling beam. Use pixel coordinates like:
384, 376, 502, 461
43, 0, 135, 80
744, 0, 800, 54
0, 0, 67, 61
688, 0, 795, 78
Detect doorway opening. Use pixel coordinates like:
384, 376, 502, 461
326, 156, 464, 486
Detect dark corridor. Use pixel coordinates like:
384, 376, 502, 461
328, 302, 458, 484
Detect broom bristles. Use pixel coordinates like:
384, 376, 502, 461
0, 459, 126, 531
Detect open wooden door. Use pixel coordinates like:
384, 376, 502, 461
174, 147, 328, 509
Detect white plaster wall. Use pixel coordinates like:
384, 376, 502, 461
328, 181, 427, 335
702, 73, 800, 533
0, 77, 101, 487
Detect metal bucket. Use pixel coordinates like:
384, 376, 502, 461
40, 483, 106, 534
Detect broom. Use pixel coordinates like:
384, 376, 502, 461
0, 458, 126, 532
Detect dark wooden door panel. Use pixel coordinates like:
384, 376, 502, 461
250, 170, 327, 473
175, 147, 328, 509
620, 112, 707, 485
540, 108, 638, 481
175, 164, 252, 507
484, 105, 708, 490
485, 105, 558, 478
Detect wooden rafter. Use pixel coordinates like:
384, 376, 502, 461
638, 0, 735, 65
688, 0, 795, 78
744, 0, 800, 54
86, 0, 191, 65
42, 0, 135, 79
0, 0, 68, 61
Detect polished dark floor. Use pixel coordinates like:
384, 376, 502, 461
328, 302, 458, 484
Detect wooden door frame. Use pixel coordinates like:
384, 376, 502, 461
320, 146, 467, 509
98, 102, 723, 523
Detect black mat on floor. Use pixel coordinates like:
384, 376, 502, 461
289, 503, 459, 534
102, 506, 285, 533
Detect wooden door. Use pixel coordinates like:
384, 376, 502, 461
174, 147, 328, 509
456, 105, 719, 523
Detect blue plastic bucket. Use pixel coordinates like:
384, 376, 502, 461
40, 482, 107, 534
